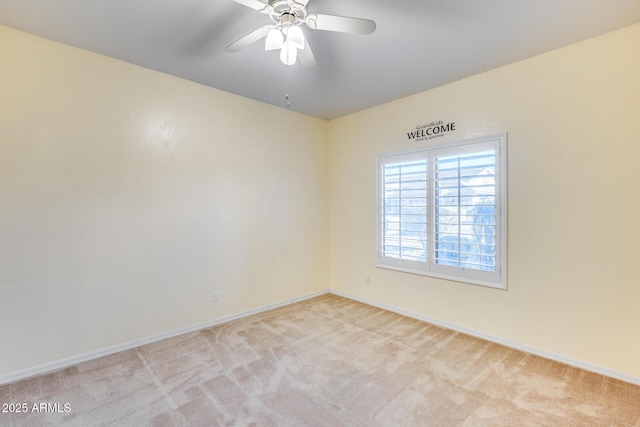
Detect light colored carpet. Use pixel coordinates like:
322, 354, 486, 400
1, 293, 639, 426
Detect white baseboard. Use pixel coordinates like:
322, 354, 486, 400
329, 289, 640, 386
4, 288, 637, 387
0, 289, 329, 386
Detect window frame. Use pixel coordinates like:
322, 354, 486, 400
376, 133, 507, 289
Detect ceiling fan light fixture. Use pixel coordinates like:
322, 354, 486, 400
227, 0, 377, 67
280, 40, 298, 65
287, 25, 305, 50
265, 28, 284, 50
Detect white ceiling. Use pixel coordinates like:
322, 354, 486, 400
1, 0, 640, 120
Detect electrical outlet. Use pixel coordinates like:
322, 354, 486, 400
212, 290, 219, 302
365, 276, 371, 285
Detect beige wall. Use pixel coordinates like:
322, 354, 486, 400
328, 23, 640, 378
0, 26, 328, 377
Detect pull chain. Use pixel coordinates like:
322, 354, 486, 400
285, 60, 291, 108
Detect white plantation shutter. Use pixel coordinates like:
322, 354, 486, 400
377, 135, 507, 289
378, 152, 429, 272
430, 140, 502, 284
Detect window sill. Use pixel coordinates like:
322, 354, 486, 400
376, 262, 507, 290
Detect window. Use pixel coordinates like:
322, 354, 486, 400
377, 134, 507, 289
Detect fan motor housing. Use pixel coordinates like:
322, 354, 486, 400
268, 0, 307, 22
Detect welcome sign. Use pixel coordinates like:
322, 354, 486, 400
406, 120, 456, 142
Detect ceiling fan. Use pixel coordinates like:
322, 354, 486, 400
225, 0, 376, 67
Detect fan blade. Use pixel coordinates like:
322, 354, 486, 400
225, 25, 274, 52
231, 0, 269, 12
306, 13, 376, 35
298, 41, 316, 68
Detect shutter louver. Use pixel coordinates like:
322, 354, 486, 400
380, 158, 428, 263
433, 150, 496, 271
